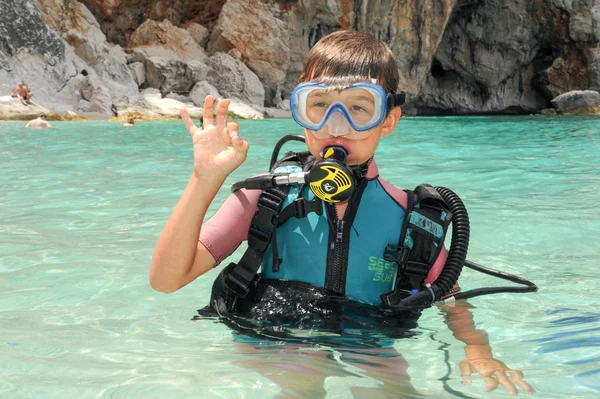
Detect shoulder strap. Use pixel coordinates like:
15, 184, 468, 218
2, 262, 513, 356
225, 187, 288, 297
381, 184, 452, 308
223, 151, 316, 297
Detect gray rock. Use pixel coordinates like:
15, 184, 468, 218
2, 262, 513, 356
185, 22, 210, 47
229, 98, 264, 120
130, 19, 207, 63
589, 50, 600, 91
276, 99, 290, 111
551, 90, 600, 111
190, 81, 222, 107
128, 62, 146, 87
206, 52, 265, 107
141, 88, 161, 96
165, 92, 190, 102
188, 61, 209, 83
143, 55, 194, 96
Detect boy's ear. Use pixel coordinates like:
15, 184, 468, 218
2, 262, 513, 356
380, 107, 402, 137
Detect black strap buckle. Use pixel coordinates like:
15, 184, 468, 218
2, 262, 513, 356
404, 261, 430, 279
292, 198, 306, 217
247, 189, 287, 252
248, 225, 271, 252
384, 244, 410, 265
225, 268, 260, 298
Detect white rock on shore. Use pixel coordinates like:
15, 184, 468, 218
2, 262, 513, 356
114, 89, 203, 120
0, 97, 56, 120
550, 90, 600, 114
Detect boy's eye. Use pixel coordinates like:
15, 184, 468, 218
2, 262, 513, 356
313, 102, 328, 108
350, 105, 365, 112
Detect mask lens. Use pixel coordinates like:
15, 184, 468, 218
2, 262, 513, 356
341, 87, 377, 126
305, 87, 378, 128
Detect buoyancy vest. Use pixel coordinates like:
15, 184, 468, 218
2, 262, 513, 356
200, 140, 537, 331
206, 149, 465, 315
261, 171, 408, 306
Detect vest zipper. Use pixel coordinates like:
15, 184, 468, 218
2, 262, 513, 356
324, 181, 366, 294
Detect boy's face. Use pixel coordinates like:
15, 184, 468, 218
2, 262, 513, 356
302, 88, 402, 165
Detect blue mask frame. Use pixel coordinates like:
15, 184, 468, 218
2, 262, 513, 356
290, 82, 389, 132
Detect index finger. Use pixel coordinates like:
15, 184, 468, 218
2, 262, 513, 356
180, 108, 197, 136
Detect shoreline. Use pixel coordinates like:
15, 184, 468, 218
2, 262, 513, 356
3, 112, 600, 122
2, 101, 599, 122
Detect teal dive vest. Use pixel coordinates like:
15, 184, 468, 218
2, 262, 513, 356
262, 175, 406, 306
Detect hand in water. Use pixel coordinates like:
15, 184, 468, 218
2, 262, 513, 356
460, 356, 534, 395
180, 96, 249, 181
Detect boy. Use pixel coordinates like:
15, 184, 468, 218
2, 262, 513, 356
150, 30, 532, 396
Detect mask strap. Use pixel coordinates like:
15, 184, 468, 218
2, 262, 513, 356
386, 92, 406, 114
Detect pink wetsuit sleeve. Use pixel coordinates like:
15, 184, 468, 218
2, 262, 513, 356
424, 247, 461, 297
199, 188, 261, 265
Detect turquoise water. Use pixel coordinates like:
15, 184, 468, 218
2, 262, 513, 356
0, 116, 599, 398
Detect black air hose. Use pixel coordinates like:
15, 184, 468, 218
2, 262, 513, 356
399, 186, 470, 307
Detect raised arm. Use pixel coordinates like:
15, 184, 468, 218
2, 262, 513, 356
149, 96, 249, 293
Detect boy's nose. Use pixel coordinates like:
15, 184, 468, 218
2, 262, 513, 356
326, 111, 352, 137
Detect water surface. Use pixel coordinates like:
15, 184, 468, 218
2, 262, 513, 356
0, 115, 599, 398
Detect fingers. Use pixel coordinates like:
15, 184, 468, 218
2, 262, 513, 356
227, 121, 249, 163
180, 108, 198, 137
202, 95, 215, 128
482, 376, 499, 392
227, 121, 239, 141
215, 98, 231, 132
508, 370, 535, 394
494, 370, 518, 395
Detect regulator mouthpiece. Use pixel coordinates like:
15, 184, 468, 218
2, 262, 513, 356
309, 146, 355, 203
322, 146, 348, 162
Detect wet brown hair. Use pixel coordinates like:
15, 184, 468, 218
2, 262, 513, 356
297, 30, 399, 93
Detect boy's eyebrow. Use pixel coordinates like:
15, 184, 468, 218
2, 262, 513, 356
351, 95, 375, 102
311, 92, 374, 102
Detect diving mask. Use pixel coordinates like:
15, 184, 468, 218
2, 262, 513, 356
290, 82, 405, 140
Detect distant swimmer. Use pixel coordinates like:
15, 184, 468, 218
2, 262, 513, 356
25, 113, 51, 128
123, 117, 135, 127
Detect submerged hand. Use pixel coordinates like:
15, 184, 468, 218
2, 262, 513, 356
460, 356, 534, 395
180, 95, 249, 181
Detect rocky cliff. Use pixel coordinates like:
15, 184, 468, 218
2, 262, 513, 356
75, 0, 600, 113
416, 0, 600, 114
0, 0, 137, 114
1, 0, 598, 117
